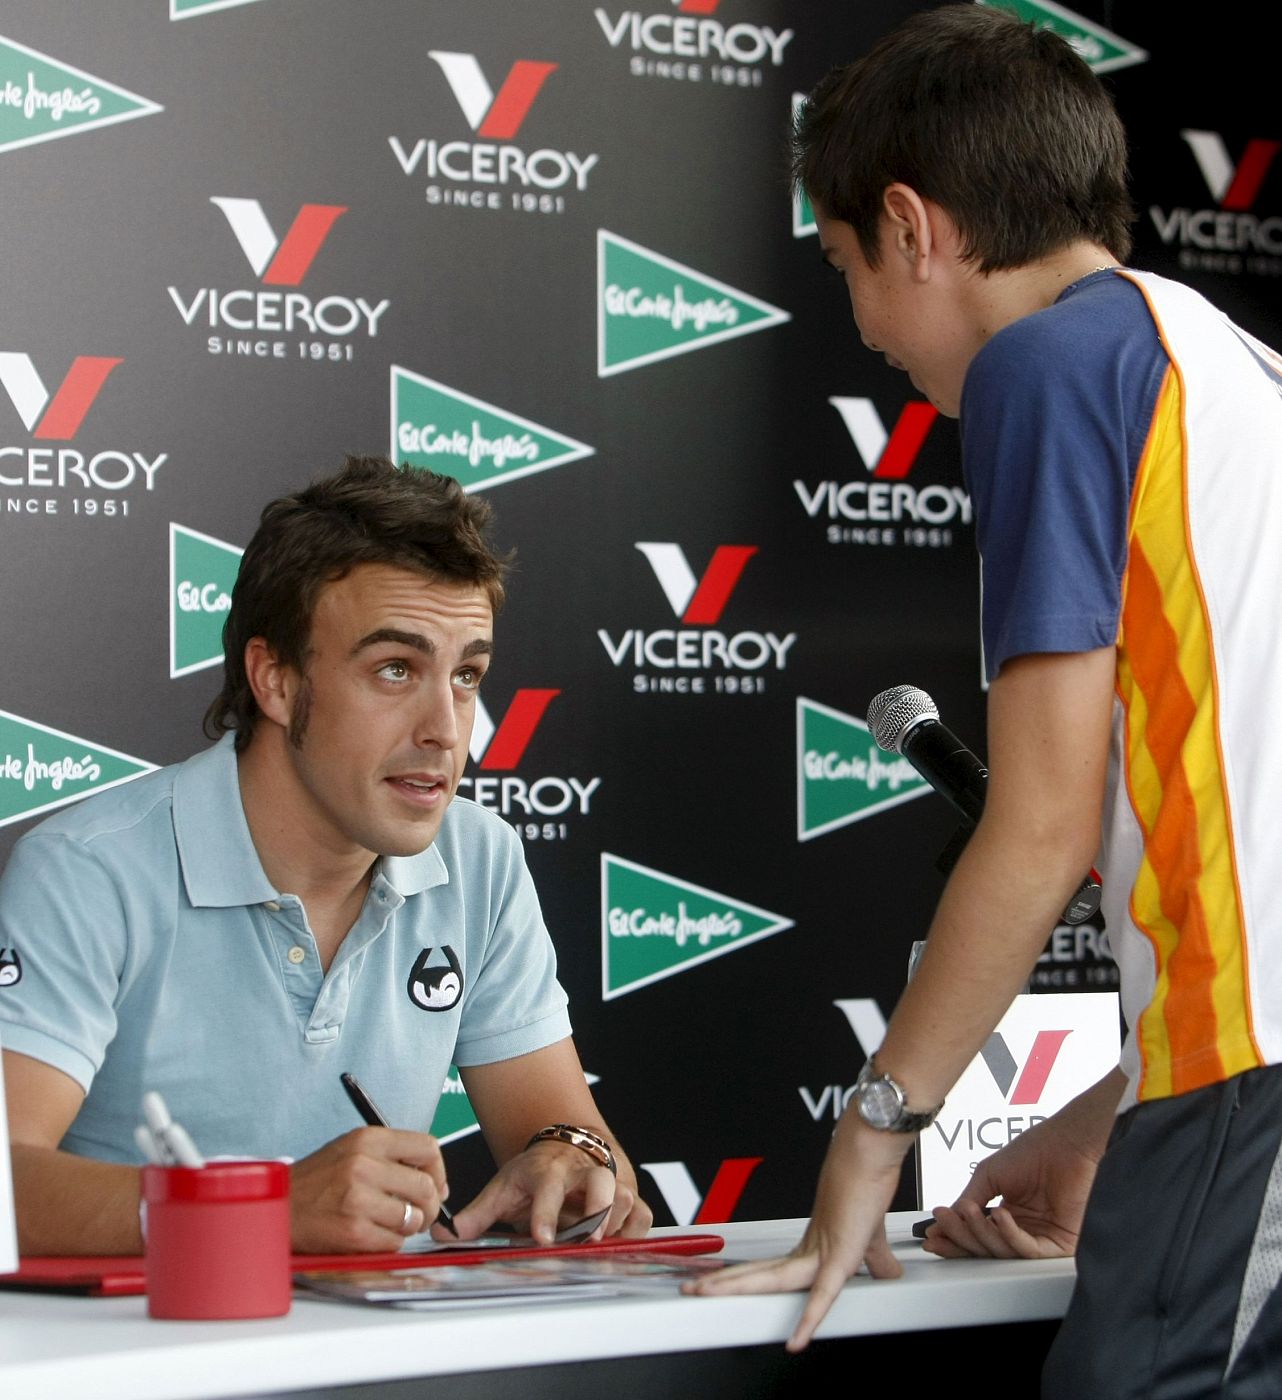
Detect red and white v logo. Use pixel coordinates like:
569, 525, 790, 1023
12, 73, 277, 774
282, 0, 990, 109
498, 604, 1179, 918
210, 198, 348, 286
979, 1030, 1072, 1105
429, 51, 558, 141
635, 543, 758, 625
641, 1158, 764, 1226
469, 689, 560, 770
676, 0, 721, 13
829, 397, 937, 479
0, 353, 123, 440
1182, 130, 1282, 211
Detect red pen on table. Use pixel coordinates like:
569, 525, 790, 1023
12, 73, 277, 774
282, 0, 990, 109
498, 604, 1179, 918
339, 1071, 458, 1237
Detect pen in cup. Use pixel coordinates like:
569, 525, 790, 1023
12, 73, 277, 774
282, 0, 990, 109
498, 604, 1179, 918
339, 1071, 457, 1237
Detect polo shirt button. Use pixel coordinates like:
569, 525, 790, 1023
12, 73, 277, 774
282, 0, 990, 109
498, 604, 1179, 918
287, 945, 306, 965
264, 900, 281, 912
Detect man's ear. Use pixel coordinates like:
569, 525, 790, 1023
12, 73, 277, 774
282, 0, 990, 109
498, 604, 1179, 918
882, 183, 934, 280
243, 637, 297, 729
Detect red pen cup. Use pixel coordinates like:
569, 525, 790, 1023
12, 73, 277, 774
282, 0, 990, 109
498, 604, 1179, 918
141, 1161, 291, 1319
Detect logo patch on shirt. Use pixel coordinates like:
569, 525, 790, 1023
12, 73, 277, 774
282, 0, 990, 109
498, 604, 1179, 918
0, 947, 22, 987
407, 945, 462, 1012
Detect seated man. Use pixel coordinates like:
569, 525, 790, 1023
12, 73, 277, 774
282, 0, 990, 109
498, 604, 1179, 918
0, 455, 650, 1254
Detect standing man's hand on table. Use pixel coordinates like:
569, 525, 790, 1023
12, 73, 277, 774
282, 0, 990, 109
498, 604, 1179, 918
682, 1108, 914, 1352
919, 1067, 1123, 1261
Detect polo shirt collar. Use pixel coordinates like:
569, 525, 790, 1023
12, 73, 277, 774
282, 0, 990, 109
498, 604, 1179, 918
173, 733, 450, 907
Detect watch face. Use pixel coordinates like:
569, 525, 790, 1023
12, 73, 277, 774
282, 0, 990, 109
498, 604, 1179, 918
858, 1077, 903, 1129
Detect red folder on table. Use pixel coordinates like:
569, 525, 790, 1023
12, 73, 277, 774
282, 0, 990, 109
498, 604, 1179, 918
0, 1233, 725, 1297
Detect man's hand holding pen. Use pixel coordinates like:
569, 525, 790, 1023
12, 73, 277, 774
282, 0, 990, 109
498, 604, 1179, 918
288, 1127, 451, 1254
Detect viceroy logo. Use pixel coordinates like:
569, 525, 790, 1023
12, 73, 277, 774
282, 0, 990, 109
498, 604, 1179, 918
978, 1029, 1072, 1106
642, 1157, 764, 1227
793, 396, 971, 549
166, 196, 390, 361
0, 352, 167, 515
390, 48, 598, 216
1151, 129, 1282, 277
595, 1, 794, 88
799, 998, 887, 1124
458, 688, 601, 835
429, 52, 557, 140
213, 198, 347, 286
597, 542, 797, 696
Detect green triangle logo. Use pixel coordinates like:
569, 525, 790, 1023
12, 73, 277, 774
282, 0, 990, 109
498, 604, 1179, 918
170, 524, 243, 680
429, 1066, 599, 1144
601, 853, 793, 1000
0, 36, 162, 155
0, 711, 156, 829
797, 697, 931, 842
429, 1068, 482, 1145
978, 1, 1147, 73
391, 366, 594, 493
598, 230, 790, 377
171, 0, 268, 17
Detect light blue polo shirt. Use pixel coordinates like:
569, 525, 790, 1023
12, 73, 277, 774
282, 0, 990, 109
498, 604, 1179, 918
0, 734, 571, 1164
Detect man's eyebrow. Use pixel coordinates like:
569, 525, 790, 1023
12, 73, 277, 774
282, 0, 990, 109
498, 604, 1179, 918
349, 629, 494, 660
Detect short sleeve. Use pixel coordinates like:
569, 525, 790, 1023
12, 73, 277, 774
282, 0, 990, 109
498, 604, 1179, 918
0, 831, 130, 1091
961, 279, 1167, 678
450, 823, 570, 1065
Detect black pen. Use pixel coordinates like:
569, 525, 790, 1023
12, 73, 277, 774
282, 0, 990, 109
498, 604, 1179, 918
340, 1071, 458, 1236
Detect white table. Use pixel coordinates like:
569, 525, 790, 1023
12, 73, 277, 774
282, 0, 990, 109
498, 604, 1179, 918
0, 1215, 1076, 1399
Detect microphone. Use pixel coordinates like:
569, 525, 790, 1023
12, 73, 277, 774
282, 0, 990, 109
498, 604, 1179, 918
866, 684, 1101, 926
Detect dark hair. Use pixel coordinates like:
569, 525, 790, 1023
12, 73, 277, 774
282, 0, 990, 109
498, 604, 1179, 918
204, 455, 510, 751
793, 3, 1135, 272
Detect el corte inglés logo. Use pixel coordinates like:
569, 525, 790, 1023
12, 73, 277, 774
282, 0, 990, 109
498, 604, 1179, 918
0, 711, 155, 829
796, 697, 929, 842
171, 0, 269, 18
978, 1, 1146, 73
601, 853, 792, 999
0, 35, 161, 154
170, 523, 244, 679
391, 367, 593, 491
598, 231, 789, 376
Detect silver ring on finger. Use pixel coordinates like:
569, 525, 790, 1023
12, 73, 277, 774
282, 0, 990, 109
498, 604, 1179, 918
400, 1199, 415, 1235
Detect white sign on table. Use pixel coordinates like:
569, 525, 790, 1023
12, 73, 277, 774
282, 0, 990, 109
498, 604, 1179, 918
917, 992, 1121, 1211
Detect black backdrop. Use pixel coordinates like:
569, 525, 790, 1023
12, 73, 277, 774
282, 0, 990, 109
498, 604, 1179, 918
1, 1, 1278, 1223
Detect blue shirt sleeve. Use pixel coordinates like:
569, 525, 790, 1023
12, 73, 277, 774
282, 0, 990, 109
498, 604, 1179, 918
960, 277, 1167, 678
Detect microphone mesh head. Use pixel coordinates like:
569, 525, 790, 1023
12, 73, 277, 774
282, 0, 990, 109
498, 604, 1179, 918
866, 685, 938, 753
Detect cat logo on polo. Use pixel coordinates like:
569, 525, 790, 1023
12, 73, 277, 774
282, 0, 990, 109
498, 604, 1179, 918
407, 946, 463, 1012
0, 947, 21, 988
391, 367, 593, 492
977, 2, 1146, 73
796, 698, 929, 841
601, 853, 792, 999
0, 35, 161, 155
598, 232, 789, 375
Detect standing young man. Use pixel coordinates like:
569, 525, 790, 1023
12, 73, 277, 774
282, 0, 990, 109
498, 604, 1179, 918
688, 8, 1282, 1394
0, 455, 649, 1254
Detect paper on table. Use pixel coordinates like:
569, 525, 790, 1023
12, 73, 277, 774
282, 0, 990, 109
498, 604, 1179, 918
294, 1250, 735, 1309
